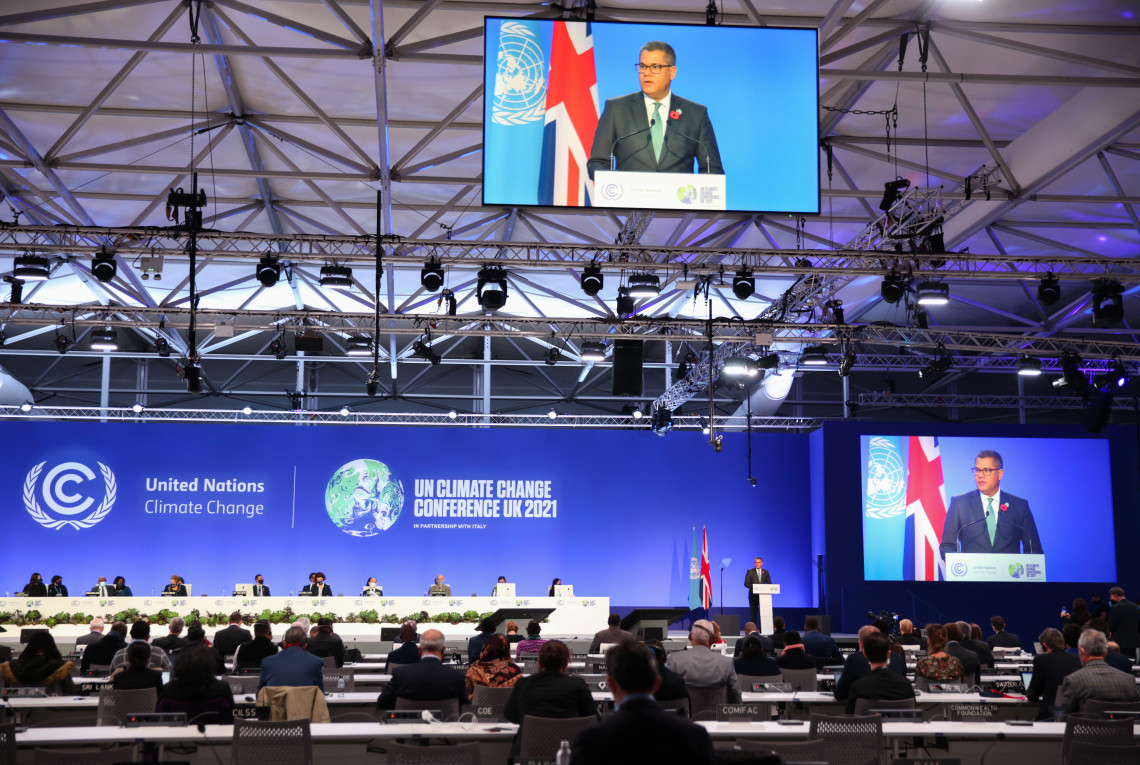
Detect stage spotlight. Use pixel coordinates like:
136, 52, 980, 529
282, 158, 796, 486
757, 353, 780, 370
1092, 279, 1124, 326
1096, 358, 1130, 390
346, 335, 373, 356
6, 277, 23, 304
154, 336, 171, 357
880, 272, 905, 304
1038, 273, 1060, 306
420, 259, 444, 292
580, 341, 606, 362
678, 351, 695, 379
838, 351, 856, 377
90, 328, 119, 350
131, 403, 144, 414
580, 263, 604, 296
627, 272, 660, 298
476, 265, 508, 311
1053, 351, 1088, 394
1082, 386, 1113, 433
242, 406, 252, 415
544, 347, 561, 365
914, 307, 929, 329
340, 407, 350, 417
723, 356, 760, 377
879, 178, 910, 212
547, 408, 557, 420
54, 334, 70, 354
20, 401, 32, 412
918, 355, 952, 381
825, 299, 844, 325
916, 281, 949, 306
621, 403, 641, 419
1017, 356, 1042, 376
0, 330, 5, 347
365, 371, 379, 397
800, 344, 829, 366
288, 391, 303, 410
319, 264, 352, 287
412, 339, 442, 365
183, 363, 203, 394
615, 286, 635, 315
269, 339, 287, 360
447, 409, 458, 419
651, 406, 673, 436
92, 251, 117, 283
14, 255, 50, 282
256, 256, 280, 287
731, 267, 754, 300
699, 415, 710, 435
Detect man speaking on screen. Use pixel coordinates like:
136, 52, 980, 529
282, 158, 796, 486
939, 449, 1043, 559
587, 41, 723, 178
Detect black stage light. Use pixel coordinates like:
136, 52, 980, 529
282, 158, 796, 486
800, 344, 829, 366
1052, 351, 1088, 394
880, 272, 905, 304
92, 251, 117, 283
54, 334, 70, 354
476, 266, 508, 311
1017, 356, 1042, 377
90, 328, 118, 350
627, 273, 660, 298
580, 263, 604, 296
879, 178, 910, 211
757, 353, 779, 370
915, 281, 949, 306
14, 255, 50, 281
365, 372, 379, 397
731, 267, 754, 300
420, 259, 444, 292
918, 355, 952, 381
346, 335, 373, 356
269, 339, 287, 360
616, 286, 635, 316
838, 351, 856, 377
412, 339, 442, 365
319, 264, 352, 287
1092, 279, 1124, 326
722, 356, 759, 377
544, 347, 561, 365
1096, 358, 1129, 391
183, 363, 203, 394
580, 341, 606, 362
1038, 273, 1060, 306
256, 256, 281, 287
6, 277, 23, 304
651, 406, 673, 436
155, 337, 171, 357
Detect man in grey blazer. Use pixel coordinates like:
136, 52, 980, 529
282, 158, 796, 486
666, 619, 741, 702
588, 41, 723, 178
1060, 628, 1139, 715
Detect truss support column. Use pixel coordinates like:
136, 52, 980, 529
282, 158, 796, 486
136, 360, 148, 411
664, 341, 673, 391
296, 351, 306, 410
481, 336, 491, 427
100, 355, 111, 422
1017, 374, 1026, 425
842, 374, 851, 419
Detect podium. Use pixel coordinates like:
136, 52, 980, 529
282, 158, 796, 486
594, 170, 726, 211
752, 584, 781, 634
945, 553, 1046, 582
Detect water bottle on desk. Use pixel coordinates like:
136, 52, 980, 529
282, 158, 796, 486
337, 676, 345, 696
556, 740, 571, 765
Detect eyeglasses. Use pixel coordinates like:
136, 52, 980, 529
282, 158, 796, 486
635, 63, 674, 74
971, 467, 1000, 476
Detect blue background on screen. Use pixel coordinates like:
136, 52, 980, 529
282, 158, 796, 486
0, 422, 812, 607
483, 18, 819, 213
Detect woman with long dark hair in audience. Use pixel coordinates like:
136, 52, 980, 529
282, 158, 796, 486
466, 634, 522, 696
733, 634, 780, 677
914, 623, 963, 682
111, 641, 164, 691
1061, 597, 1091, 628
0, 631, 76, 694
157, 643, 234, 723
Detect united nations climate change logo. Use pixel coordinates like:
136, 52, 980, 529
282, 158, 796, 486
492, 22, 546, 125
865, 437, 906, 519
951, 562, 969, 577
600, 182, 622, 201
1008, 562, 1024, 579
677, 185, 696, 204
24, 461, 117, 530
324, 459, 404, 537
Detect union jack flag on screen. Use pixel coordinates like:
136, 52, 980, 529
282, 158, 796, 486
904, 436, 947, 581
538, 21, 598, 206
700, 526, 712, 610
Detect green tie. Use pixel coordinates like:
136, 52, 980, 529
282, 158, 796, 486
986, 496, 997, 545
651, 102, 664, 162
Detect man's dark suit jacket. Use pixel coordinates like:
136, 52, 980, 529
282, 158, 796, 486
986, 630, 1021, 649
777, 647, 816, 670
833, 651, 907, 700
234, 636, 278, 669
803, 630, 841, 659
504, 670, 596, 724
587, 93, 723, 177
961, 638, 996, 669
81, 631, 126, 672
743, 568, 772, 605
258, 645, 323, 691
845, 667, 916, 714
1025, 649, 1081, 720
570, 696, 715, 765
385, 641, 421, 672
307, 632, 346, 668
152, 634, 189, 655
1108, 597, 1139, 656
654, 665, 690, 702
588, 626, 633, 654
946, 642, 981, 682
733, 654, 781, 678
213, 625, 253, 659
734, 631, 774, 657
75, 631, 104, 648
377, 656, 468, 710
939, 490, 1042, 558
252, 584, 270, 597
896, 633, 923, 646
1105, 650, 1134, 673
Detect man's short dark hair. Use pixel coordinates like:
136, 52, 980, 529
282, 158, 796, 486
862, 631, 890, 663
253, 621, 271, 637
772, 616, 785, 632
127, 640, 151, 669
804, 616, 820, 631
605, 641, 658, 694
944, 622, 963, 642
1086, 617, 1109, 634
976, 449, 1003, 468
1039, 628, 1065, 652
110, 621, 128, 637
783, 631, 802, 647
130, 620, 150, 640
1109, 586, 1125, 598
640, 40, 676, 66
229, 611, 242, 624
283, 626, 308, 646
1062, 623, 1081, 649
990, 615, 1005, 631
317, 617, 333, 632
538, 639, 570, 672
608, 613, 621, 627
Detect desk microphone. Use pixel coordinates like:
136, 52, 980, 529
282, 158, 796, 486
952, 511, 990, 552
610, 120, 655, 170
998, 517, 1036, 554
663, 127, 713, 174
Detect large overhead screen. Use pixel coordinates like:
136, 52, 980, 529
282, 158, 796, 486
483, 18, 820, 213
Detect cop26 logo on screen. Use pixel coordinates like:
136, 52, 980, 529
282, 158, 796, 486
24, 461, 117, 530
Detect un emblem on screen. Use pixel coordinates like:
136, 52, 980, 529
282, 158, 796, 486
325, 458, 404, 537
23, 461, 117, 530
492, 22, 546, 125
864, 436, 905, 519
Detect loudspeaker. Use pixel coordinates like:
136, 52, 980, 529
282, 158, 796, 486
611, 339, 643, 396
817, 614, 832, 635
713, 613, 740, 637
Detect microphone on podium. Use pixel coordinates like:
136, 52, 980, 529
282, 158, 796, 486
610, 120, 655, 170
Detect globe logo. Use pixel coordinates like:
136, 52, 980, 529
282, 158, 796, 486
1008, 562, 1024, 579
492, 22, 546, 125
677, 185, 696, 204
865, 437, 906, 518
324, 459, 405, 537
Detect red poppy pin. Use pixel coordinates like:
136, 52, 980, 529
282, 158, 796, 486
669, 109, 682, 120
999, 503, 1008, 512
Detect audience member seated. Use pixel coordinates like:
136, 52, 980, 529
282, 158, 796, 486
377, 629, 468, 711
23, 572, 48, 597
183, 622, 225, 674
111, 641, 164, 692
802, 616, 841, 660
733, 622, 773, 657
645, 641, 689, 703
733, 634, 780, 678
1061, 597, 1091, 628
152, 617, 188, 655
914, 623, 964, 683
467, 617, 497, 664
258, 626, 324, 691
589, 613, 633, 654
306, 618, 346, 667
1025, 627, 1081, 721
515, 620, 547, 659
1062, 623, 1081, 655
1060, 628, 1140, 716
234, 621, 278, 671
504, 640, 597, 758
944, 622, 981, 683
386, 621, 421, 671
768, 616, 787, 651
834, 625, 907, 702
1087, 617, 1136, 672
667, 619, 743, 702
81, 620, 128, 673
505, 620, 522, 643
845, 631, 916, 714
110, 620, 173, 674
570, 641, 715, 765
895, 619, 923, 646
465, 633, 522, 696
213, 611, 253, 659
986, 615, 1020, 649
157, 643, 235, 723
76, 617, 106, 648
111, 576, 133, 597
957, 620, 995, 669
0, 631, 76, 693
777, 631, 816, 670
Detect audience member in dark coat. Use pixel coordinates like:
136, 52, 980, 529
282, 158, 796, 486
213, 613, 253, 659
986, 616, 1021, 649
505, 640, 596, 759
306, 618, 346, 667
834, 626, 908, 701
111, 641, 164, 692
802, 616, 841, 660
732, 634, 780, 677
733, 623, 773, 657
157, 643, 234, 724
152, 617, 189, 656
258, 627, 323, 691
570, 642, 714, 765
646, 642, 689, 703
81, 621, 128, 673
385, 621, 422, 672
945, 623, 981, 682
776, 632, 817, 670
1107, 587, 1139, 658
467, 618, 497, 663
377, 629, 468, 710
1025, 628, 1082, 721
233, 621, 278, 670
895, 619, 924, 646
958, 621, 995, 669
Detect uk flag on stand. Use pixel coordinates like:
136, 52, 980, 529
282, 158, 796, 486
538, 21, 598, 206
903, 436, 947, 581
700, 526, 712, 610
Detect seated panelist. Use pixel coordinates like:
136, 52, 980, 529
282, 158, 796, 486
163, 575, 187, 596
362, 577, 383, 596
